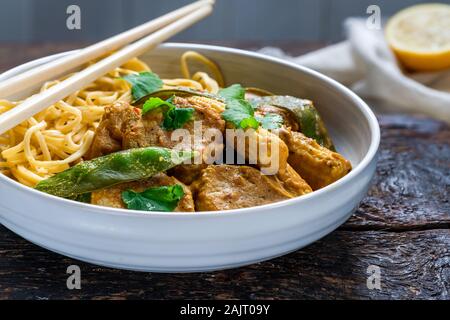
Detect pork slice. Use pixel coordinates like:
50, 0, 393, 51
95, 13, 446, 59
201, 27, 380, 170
279, 129, 352, 190
192, 165, 312, 211
87, 97, 225, 162
85, 101, 143, 159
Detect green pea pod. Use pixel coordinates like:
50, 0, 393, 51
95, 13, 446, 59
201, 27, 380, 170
250, 95, 335, 150
35, 147, 196, 198
134, 88, 224, 106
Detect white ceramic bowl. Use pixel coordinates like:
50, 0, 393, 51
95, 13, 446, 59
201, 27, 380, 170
0, 43, 380, 272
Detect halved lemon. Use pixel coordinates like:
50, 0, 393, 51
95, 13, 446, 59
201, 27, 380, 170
385, 3, 450, 72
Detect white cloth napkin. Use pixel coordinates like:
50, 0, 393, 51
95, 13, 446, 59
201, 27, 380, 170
259, 18, 450, 123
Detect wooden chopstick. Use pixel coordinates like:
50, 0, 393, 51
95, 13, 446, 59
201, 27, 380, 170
0, 4, 213, 135
0, 0, 214, 99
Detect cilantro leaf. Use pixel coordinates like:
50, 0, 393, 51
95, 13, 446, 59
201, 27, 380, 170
219, 84, 260, 130
219, 84, 284, 130
218, 84, 245, 100
121, 184, 184, 212
239, 117, 260, 129
221, 99, 259, 129
257, 113, 284, 130
163, 107, 195, 130
122, 72, 163, 101
142, 97, 175, 115
142, 97, 194, 130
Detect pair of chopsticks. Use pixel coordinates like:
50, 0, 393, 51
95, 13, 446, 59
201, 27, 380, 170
0, 0, 214, 135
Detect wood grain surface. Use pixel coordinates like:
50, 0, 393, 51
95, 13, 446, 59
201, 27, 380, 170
0, 44, 449, 300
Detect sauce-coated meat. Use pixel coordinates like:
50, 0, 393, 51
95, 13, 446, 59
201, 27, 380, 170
86, 97, 225, 163
192, 165, 312, 211
279, 128, 352, 190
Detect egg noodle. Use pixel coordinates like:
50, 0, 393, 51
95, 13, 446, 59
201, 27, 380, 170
0, 51, 221, 187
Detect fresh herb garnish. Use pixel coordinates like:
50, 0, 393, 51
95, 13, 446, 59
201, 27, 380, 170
218, 84, 245, 100
219, 84, 284, 130
221, 99, 259, 129
219, 84, 259, 130
142, 97, 175, 115
257, 113, 284, 130
121, 184, 185, 212
142, 97, 194, 130
163, 107, 195, 130
122, 72, 163, 101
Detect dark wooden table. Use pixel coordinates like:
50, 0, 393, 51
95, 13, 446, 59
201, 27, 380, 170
0, 43, 449, 300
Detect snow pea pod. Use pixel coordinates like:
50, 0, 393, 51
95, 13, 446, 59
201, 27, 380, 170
250, 95, 335, 150
35, 147, 196, 198
134, 88, 224, 106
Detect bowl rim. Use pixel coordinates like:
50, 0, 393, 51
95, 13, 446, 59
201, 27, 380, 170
0, 42, 380, 218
